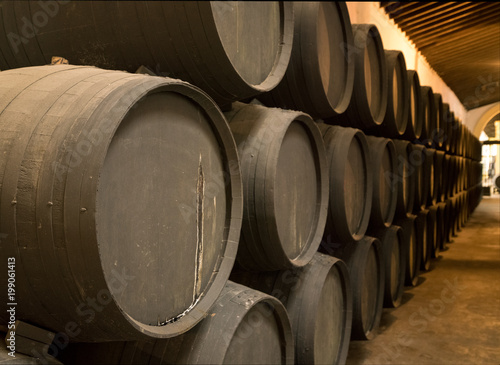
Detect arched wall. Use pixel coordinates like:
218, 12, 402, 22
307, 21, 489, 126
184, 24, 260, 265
468, 102, 500, 137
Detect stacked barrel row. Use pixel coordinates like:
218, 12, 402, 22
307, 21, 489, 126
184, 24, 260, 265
0, 2, 482, 365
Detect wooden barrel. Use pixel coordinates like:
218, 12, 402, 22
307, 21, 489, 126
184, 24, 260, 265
417, 209, 431, 271
424, 148, 437, 206
232, 252, 352, 365
0, 1, 293, 106
449, 197, 458, 238
259, 2, 355, 119
443, 200, 453, 244
59, 281, 294, 364
400, 70, 423, 141
274, 253, 352, 365
410, 144, 427, 212
319, 124, 373, 244
433, 93, 444, 149
366, 136, 398, 230
419, 86, 436, 148
393, 140, 416, 217
0, 65, 243, 341
442, 103, 453, 153
428, 205, 439, 259
334, 237, 384, 341
225, 102, 329, 271
436, 202, 447, 251
452, 156, 461, 195
367, 50, 409, 138
442, 155, 452, 200
454, 194, 463, 233
461, 192, 469, 227
458, 124, 466, 157
395, 215, 420, 287
369, 226, 406, 308
447, 155, 457, 198
329, 24, 387, 129
450, 117, 459, 156
433, 150, 446, 203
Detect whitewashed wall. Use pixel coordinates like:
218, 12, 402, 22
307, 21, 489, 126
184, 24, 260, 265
346, 2, 468, 123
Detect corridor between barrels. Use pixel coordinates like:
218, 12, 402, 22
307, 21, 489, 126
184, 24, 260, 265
346, 196, 500, 364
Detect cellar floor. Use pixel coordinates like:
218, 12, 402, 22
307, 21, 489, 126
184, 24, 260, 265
346, 194, 500, 365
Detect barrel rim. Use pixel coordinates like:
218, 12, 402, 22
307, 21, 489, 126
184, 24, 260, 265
92, 74, 243, 338
384, 50, 409, 137
321, 124, 373, 242
367, 136, 398, 229
348, 24, 388, 128
204, 1, 294, 94
283, 252, 353, 365
407, 69, 423, 139
227, 103, 328, 271
299, 2, 355, 116
264, 111, 328, 268
348, 236, 384, 340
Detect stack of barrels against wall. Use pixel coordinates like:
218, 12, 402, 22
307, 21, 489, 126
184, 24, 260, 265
0, 1, 483, 365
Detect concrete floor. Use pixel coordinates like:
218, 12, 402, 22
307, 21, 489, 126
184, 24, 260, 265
346, 195, 500, 365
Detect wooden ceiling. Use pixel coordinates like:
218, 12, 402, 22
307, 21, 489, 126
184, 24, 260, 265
381, 1, 500, 110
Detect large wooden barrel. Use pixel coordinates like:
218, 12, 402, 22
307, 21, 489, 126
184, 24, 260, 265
433, 93, 445, 149
0, 65, 243, 341
232, 252, 352, 365
328, 24, 387, 129
367, 50, 409, 138
366, 136, 398, 230
395, 215, 420, 287
419, 86, 436, 148
400, 70, 423, 141
259, 2, 355, 119
319, 124, 373, 245
417, 209, 431, 271
410, 144, 427, 212
393, 140, 416, 217
225, 102, 329, 271
0, 1, 293, 106
369, 226, 406, 308
59, 281, 294, 364
334, 237, 384, 341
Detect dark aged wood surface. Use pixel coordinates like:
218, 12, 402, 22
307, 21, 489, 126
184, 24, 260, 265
259, 2, 354, 119
59, 282, 294, 365
231, 252, 352, 365
225, 102, 328, 271
319, 124, 372, 244
0, 65, 242, 341
333, 236, 384, 341
367, 50, 409, 138
366, 136, 397, 230
0, 1, 293, 105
